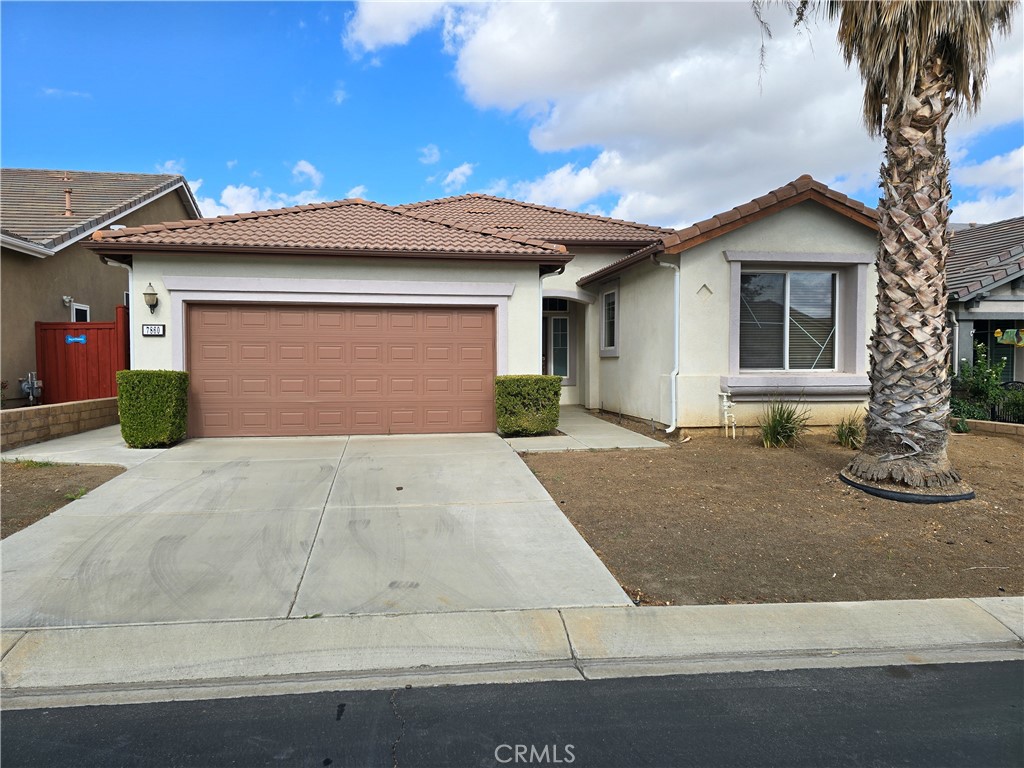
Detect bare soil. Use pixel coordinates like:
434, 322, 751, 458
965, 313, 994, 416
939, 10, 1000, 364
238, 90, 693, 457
1, 461, 125, 539
523, 422, 1023, 605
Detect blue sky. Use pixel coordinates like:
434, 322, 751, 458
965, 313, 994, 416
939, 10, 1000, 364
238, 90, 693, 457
3, 2, 1021, 227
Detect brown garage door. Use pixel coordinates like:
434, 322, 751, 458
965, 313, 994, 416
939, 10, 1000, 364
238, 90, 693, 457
187, 304, 496, 437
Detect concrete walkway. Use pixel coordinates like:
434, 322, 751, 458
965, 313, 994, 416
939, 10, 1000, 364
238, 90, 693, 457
505, 405, 666, 452
1, 425, 167, 468
2, 597, 1020, 709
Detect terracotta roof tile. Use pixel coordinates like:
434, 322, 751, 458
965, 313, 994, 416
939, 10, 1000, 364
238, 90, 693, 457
0, 167, 200, 250
398, 193, 674, 244
87, 198, 569, 261
578, 175, 880, 285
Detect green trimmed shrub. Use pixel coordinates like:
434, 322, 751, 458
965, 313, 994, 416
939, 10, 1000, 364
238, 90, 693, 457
1001, 389, 1024, 424
950, 397, 990, 422
117, 370, 189, 448
833, 410, 865, 450
495, 375, 562, 436
758, 398, 810, 448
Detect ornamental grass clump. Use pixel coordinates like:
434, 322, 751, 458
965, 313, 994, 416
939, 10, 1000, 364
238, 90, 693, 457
834, 411, 866, 450
758, 398, 810, 448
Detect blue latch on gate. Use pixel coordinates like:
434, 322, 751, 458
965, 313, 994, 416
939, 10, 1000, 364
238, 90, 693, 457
65, 334, 87, 345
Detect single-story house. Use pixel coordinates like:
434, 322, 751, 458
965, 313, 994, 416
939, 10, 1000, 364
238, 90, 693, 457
1, 168, 200, 406
84, 174, 879, 437
946, 216, 1024, 381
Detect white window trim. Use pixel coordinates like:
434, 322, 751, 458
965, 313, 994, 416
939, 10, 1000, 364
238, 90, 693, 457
600, 287, 619, 358
71, 302, 90, 322
160, 275, 514, 375
723, 252, 873, 399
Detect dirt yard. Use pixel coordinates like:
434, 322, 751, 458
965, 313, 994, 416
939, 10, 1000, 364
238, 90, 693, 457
1, 461, 124, 539
523, 424, 1023, 605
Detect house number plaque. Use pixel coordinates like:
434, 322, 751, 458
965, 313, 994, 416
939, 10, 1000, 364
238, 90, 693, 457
142, 324, 166, 337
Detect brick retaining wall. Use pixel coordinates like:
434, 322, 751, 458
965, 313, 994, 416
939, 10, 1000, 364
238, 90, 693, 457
1, 398, 119, 451
963, 418, 1024, 438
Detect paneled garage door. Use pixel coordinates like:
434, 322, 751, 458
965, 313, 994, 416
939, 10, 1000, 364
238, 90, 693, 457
187, 305, 496, 437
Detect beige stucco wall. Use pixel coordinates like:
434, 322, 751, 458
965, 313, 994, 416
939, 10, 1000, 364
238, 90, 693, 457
541, 246, 637, 405
588, 201, 879, 428
1, 191, 192, 405
129, 253, 543, 376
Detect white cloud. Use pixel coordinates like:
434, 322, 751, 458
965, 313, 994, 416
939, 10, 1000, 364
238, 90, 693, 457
950, 147, 1024, 223
346, 184, 368, 199
344, 2, 447, 54
332, 82, 347, 105
291, 159, 324, 189
419, 143, 441, 164
155, 159, 186, 175
226, 159, 238, 169
345, 2, 1022, 228
42, 87, 91, 99
443, 162, 474, 192
193, 183, 327, 218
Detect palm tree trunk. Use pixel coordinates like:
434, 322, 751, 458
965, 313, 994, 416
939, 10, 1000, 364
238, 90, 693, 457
845, 55, 966, 491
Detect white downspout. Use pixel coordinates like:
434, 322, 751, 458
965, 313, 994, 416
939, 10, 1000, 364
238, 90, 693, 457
652, 253, 679, 434
539, 266, 565, 372
103, 258, 135, 369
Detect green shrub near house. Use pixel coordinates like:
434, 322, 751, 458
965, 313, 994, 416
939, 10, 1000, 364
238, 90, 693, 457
758, 398, 810, 448
495, 375, 562, 436
117, 370, 189, 448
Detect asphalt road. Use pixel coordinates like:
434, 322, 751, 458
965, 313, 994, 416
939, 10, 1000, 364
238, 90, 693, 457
3, 662, 1022, 768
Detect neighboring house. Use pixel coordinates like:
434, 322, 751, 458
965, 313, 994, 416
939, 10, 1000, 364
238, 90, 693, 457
84, 174, 878, 437
946, 217, 1024, 382
1, 169, 200, 406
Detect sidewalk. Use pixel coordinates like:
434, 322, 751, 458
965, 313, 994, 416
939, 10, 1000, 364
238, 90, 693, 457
2, 597, 1020, 710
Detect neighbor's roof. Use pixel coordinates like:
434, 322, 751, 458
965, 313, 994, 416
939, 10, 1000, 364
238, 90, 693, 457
578, 175, 879, 285
0, 168, 200, 253
947, 216, 1024, 302
86, 199, 572, 264
398, 193, 675, 245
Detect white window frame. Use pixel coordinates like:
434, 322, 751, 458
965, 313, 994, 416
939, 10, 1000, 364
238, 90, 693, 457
71, 302, 90, 322
600, 287, 619, 358
545, 313, 571, 382
722, 250, 874, 399
739, 269, 839, 372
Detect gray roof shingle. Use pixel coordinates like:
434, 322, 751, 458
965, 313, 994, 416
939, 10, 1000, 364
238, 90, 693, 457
947, 217, 1024, 301
1, 168, 198, 250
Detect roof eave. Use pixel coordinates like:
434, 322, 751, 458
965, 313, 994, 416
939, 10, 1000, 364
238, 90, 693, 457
578, 190, 878, 286
83, 240, 573, 266
1, 232, 54, 258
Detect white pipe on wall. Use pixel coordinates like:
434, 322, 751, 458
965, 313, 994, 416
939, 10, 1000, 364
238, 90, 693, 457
103, 258, 135, 369
539, 266, 565, 372
652, 253, 679, 434
947, 309, 959, 376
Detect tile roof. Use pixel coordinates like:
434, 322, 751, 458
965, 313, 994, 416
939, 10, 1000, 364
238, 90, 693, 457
577, 175, 879, 285
946, 216, 1024, 301
397, 193, 675, 245
87, 199, 571, 262
0, 168, 199, 250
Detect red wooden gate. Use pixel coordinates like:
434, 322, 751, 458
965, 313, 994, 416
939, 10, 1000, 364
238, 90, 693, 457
35, 305, 129, 404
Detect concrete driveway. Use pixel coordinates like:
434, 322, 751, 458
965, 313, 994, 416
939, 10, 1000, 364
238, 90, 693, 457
1, 434, 630, 628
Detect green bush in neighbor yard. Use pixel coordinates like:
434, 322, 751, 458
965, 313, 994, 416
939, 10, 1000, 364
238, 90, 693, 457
117, 370, 189, 448
495, 375, 562, 436
758, 397, 810, 448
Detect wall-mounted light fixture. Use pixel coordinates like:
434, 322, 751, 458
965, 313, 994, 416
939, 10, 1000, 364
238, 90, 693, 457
142, 283, 159, 314
62, 295, 74, 307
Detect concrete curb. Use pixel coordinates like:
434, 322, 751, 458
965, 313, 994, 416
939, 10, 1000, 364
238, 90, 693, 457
2, 597, 1020, 710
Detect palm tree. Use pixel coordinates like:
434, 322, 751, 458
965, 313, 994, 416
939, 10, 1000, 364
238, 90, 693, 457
757, 1, 1016, 495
